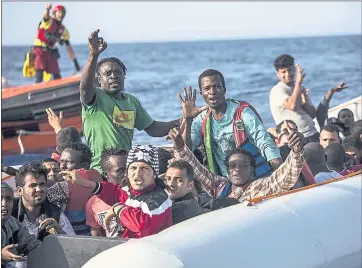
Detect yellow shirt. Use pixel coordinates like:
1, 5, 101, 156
33, 18, 70, 48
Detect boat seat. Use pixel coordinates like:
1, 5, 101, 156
27, 234, 127, 268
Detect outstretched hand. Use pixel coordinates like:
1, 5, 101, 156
295, 64, 306, 85
46, 108, 63, 134
168, 128, 185, 150
331, 80, 348, 93
88, 29, 107, 56
178, 86, 208, 119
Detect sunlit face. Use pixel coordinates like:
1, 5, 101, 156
43, 161, 62, 187
98, 61, 125, 95
60, 149, 86, 171
127, 162, 155, 191
164, 167, 193, 200
320, 130, 340, 149
276, 66, 295, 86
18, 174, 47, 207
199, 75, 226, 109
1, 188, 14, 222
54, 10, 65, 22
105, 155, 128, 185
227, 153, 253, 186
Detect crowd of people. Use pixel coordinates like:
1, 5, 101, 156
2, 29, 361, 268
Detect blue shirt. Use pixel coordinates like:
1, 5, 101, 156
191, 99, 280, 177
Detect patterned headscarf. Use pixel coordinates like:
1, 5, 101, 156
127, 145, 159, 176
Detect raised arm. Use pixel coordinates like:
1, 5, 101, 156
169, 128, 226, 197
282, 64, 305, 111
79, 29, 107, 105
301, 88, 317, 119
43, 3, 52, 21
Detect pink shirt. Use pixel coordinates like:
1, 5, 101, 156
86, 195, 121, 237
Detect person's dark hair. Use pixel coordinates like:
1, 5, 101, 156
198, 69, 225, 90
61, 142, 92, 165
321, 124, 340, 139
15, 161, 48, 188
276, 120, 297, 134
100, 148, 128, 172
157, 148, 172, 174
343, 134, 362, 151
352, 120, 362, 137
273, 54, 295, 71
96, 57, 127, 76
168, 160, 195, 182
42, 158, 59, 164
56, 127, 81, 153
338, 108, 354, 120
325, 143, 346, 171
225, 148, 256, 168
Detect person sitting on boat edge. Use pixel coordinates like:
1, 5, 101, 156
80, 29, 181, 174
11, 162, 75, 241
303, 143, 341, 183
31, 3, 80, 83
86, 148, 128, 238
169, 127, 304, 205
60, 145, 173, 239
164, 159, 204, 225
1, 182, 41, 268
179, 70, 282, 180
46, 142, 103, 235
270, 54, 319, 143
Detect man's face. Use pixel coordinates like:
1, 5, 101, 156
164, 167, 193, 200
199, 75, 226, 109
227, 153, 252, 186
60, 149, 85, 171
1, 188, 14, 222
105, 155, 128, 185
43, 161, 62, 187
276, 66, 295, 86
339, 110, 354, 129
18, 174, 47, 207
345, 146, 362, 165
320, 130, 340, 149
98, 61, 125, 95
54, 10, 65, 22
128, 162, 155, 191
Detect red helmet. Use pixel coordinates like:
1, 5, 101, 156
52, 5, 66, 15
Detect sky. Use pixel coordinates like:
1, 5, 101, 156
2, 2, 361, 46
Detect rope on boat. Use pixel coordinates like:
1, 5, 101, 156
247, 170, 362, 206
16, 129, 55, 155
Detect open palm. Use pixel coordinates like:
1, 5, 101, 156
178, 86, 208, 119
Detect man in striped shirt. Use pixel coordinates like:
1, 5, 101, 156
168, 128, 304, 204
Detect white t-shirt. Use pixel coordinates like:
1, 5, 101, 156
269, 82, 317, 138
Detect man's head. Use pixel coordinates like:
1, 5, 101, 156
226, 148, 255, 186
338, 109, 354, 130
100, 148, 128, 185
42, 158, 62, 187
1, 182, 14, 222
276, 120, 298, 147
325, 143, 346, 172
165, 160, 195, 200
15, 161, 48, 207
96, 57, 127, 95
56, 127, 81, 154
351, 120, 362, 142
157, 148, 173, 175
273, 54, 295, 87
198, 69, 227, 109
320, 125, 340, 149
126, 145, 159, 191
342, 136, 362, 165
52, 5, 66, 22
303, 142, 329, 176
60, 142, 92, 171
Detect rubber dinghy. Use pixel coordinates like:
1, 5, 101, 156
82, 174, 362, 268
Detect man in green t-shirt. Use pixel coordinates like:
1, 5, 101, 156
80, 29, 179, 172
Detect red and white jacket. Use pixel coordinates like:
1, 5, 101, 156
92, 182, 172, 239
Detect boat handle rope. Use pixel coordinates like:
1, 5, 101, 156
247, 170, 362, 206
16, 129, 55, 155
